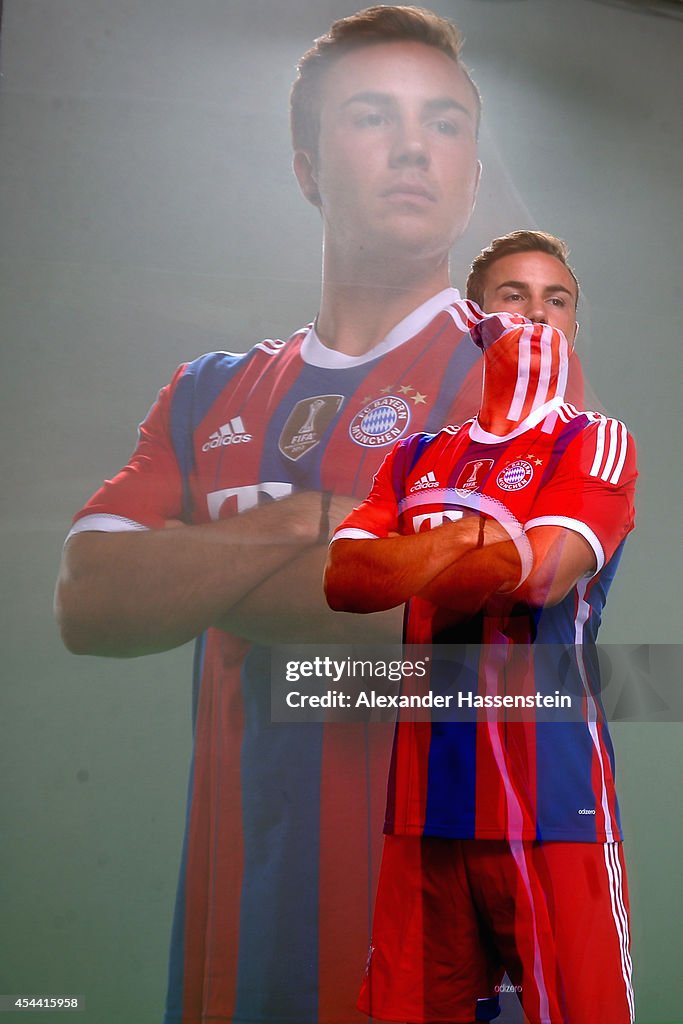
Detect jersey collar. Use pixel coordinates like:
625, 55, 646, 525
300, 287, 462, 369
469, 395, 566, 445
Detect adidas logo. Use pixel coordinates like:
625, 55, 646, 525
410, 471, 439, 491
202, 417, 252, 452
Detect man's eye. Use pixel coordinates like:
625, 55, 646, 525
549, 297, 566, 307
503, 293, 524, 302
356, 112, 389, 127
431, 119, 459, 136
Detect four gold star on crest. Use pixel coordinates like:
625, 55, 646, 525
365, 384, 429, 406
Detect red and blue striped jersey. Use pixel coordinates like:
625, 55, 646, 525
69, 291, 505, 1024
334, 399, 637, 843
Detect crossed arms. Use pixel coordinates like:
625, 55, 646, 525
56, 482, 595, 657
324, 515, 596, 618
55, 491, 402, 657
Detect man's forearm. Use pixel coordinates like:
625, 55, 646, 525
419, 525, 596, 613
417, 537, 522, 613
324, 517, 485, 614
55, 495, 324, 657
225, 545, 404, 643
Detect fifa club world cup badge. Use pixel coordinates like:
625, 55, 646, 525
455, 459, 494, 493
279, 395, 344, 461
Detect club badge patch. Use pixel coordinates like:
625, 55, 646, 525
496, 459, 534, 491
279, 395, 344, 461
349, 396, 411, 447
455, 459, 494, 493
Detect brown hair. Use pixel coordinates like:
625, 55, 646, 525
290, 5, 481, 155
466, 229, 580, 308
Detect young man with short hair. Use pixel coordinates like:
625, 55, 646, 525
466, 229, 580, 323
325, 233, 636, 1024
55, 8, 502, 1024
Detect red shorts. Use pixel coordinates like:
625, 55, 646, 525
358, 836, 634, 1024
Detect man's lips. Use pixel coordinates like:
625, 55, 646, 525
381, 183, 436, 203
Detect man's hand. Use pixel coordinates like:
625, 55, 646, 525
214, 494, 404, 644
417, 516, 523, 612
324, 515, 488, 614
326, 512, 597, 634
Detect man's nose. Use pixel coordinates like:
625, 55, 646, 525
527, 303, 548, 324
389, 122, 430, 167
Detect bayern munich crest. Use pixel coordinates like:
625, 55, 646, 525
349, 395, 411, 447
496, 459, 534, 491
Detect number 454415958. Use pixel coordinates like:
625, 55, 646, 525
1, 996, 82, 1011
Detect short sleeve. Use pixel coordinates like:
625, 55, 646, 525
525, 417, 637, 572
69, 364, 188, 535
331, 444, 402, 541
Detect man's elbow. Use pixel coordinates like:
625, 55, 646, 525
58, 628, 94, 657
324, 590, 351, 613
54, 578, 95, 654
324, 539, 400, 614
54, 542, 113, 655
518, 573, 576, 608
54, 597, 85, 655
54, 535, 107, 654
323, 565, 356, 613
323, 547, 371, 613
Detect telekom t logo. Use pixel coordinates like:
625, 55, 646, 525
206, 482, 295, 520
412, 509, 463, 532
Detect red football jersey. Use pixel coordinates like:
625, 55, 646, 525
334, 398, 637, 842
68, 291, 492, 1023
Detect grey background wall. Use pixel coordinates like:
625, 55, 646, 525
1, 1, 681, 1021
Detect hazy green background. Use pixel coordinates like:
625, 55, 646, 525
1, 1, 681, 1021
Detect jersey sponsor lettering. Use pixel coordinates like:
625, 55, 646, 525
412, 509, 463, 533
206, 481, 294, 519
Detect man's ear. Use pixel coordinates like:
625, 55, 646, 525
461, 159, 482, 233
473, 159, 482, 204
293, 150, 322, 208
570, 321, 579, 351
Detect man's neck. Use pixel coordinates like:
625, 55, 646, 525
315, 250, 452, 357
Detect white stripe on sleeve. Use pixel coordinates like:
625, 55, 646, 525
601, 418, 620, 481
524, 514, 605, 574
66, 513, 148, 540
330, 527, 380, 542
609, 422, 629, 485
590, 416, 608, 477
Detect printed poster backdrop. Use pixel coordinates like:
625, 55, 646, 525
1, 1, 681, 1021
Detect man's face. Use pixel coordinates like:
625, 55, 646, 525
297, 41, 481, 263
480, 250, 578, 342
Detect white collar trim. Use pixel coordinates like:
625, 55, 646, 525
299, 287, 462, 368
469, 395, 565, 445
